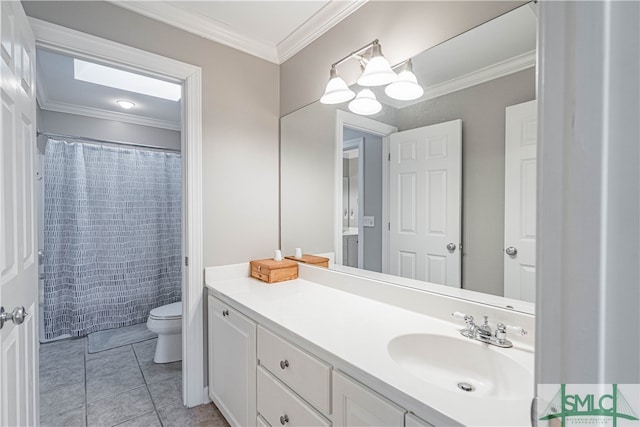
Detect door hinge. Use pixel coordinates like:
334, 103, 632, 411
184, 256, 189, 267
388, 153, 391, 162
388, 222, 391, 231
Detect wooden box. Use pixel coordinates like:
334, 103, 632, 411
250, 259, 298, 284
285, 254, 330, 268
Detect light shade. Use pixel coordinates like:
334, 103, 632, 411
320, 67, 355, 104
348, 89, 382, 116
385, 66, 424, 101
357, 43, 397, 87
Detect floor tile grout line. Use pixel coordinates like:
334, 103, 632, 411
132, 343, 164, 427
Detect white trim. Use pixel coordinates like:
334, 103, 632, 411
392, 51, 536, 109
277, 0, 369, 63
423, 51, 535, 102
108, 1, 278, 63
334, 110, 397, 267
29, 18, 207, 407
107, 0, 367, 64
342, 137, 364, 268
36, 98, 181, 131
381, 136, 390, 274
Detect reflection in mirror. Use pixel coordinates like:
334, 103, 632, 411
280, 3, 537, 312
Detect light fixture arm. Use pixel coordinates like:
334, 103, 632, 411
331, 39, 379, 69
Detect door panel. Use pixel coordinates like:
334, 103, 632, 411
504, 99, 537, 301
0, 1, 38, 425
389, 119, 462, 287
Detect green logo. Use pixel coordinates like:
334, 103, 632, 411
539, 384, 639, 426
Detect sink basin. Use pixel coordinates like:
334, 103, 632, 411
387, 334, 532, 400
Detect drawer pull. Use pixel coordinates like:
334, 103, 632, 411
222, 309, 229, 317
280, 414, 289, 425
280, 359, 289, 369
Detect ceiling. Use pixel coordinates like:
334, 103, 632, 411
37, 0, 369, 128
36, 49, 182, 130
108, 0, 368, 64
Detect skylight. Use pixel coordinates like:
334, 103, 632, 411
74, 59, 181, 101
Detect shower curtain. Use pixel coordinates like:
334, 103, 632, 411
43, 139, 182, 340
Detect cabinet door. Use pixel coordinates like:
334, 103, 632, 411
208, 295, 257, 427
332, 371, 405, 427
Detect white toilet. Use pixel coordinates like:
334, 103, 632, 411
146, 301, 182, 363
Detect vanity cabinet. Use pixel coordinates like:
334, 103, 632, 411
208, 294, 440, 427
405, 413, 434, 427
208, 295, 257, 427
332, 371, 405, 427
257, 326, 331, 426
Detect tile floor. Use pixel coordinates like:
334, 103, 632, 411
39, 337, 230, 427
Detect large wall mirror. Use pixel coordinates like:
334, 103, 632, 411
280, 3, 537, 313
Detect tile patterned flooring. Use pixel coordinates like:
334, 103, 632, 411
39, 337, 230, 427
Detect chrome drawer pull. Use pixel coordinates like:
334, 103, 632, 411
280, 414, 289, 425
222, 309, 229, 317
280, 359, 289, 369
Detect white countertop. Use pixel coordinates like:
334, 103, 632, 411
205, 264, 534, 427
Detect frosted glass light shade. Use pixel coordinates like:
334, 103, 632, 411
385, 69, 424, 101
348, 89, 382, 115
320, 68, 355, 104
357, 43, 397, 87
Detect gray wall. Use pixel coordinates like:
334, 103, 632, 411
38, 109, 181, 151
280, 1, 525, 116
396, 68, 535, 296
343, 128, 383, 273
24, 1, 280, 267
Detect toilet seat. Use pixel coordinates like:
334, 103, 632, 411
149, 301, 181, 320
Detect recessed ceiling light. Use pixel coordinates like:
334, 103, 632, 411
116, 100, 135, 109
74, 59, 181, 101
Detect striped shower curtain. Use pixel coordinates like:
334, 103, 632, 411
43, 139, 182, 340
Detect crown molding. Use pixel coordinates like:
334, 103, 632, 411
419, 50, 536, 104
108, 1, 366, 64
277, 0, 368, 63
38, 97, 181, 131
109, 1, 280, 63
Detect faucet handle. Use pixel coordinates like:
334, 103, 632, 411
452, 311, 472, 321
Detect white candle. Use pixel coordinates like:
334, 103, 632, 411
274, 249, 282, 261
295, 248, 303, 258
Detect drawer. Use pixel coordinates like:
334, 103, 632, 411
258, 326, 331, 414
257, 366, 331, 427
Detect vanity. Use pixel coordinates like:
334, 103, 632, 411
205, 262, 534, 427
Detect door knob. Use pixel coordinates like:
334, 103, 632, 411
0, 306, 28, 329
446, 243, 456, 252
505, 246, 518, 257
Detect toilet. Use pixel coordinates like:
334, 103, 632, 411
146, 301, 182, 363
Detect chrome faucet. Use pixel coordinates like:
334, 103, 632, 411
451, 312, 526, 348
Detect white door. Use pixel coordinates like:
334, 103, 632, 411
0, 1, 38, 425
504, 100, 537, 301
389, 120, 462, 287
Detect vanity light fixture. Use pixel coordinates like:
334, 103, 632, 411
357, 41, 397, 87
116, 100, 135, 109
348, 89, 382, 116
385, 59, 424, 101
320, 67, 355, 104
320, 39, 423, 114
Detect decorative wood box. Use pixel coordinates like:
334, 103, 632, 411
285, 254, 330, 268
250, 259, 298, 284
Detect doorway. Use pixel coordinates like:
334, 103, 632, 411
30, 17, 205, 407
